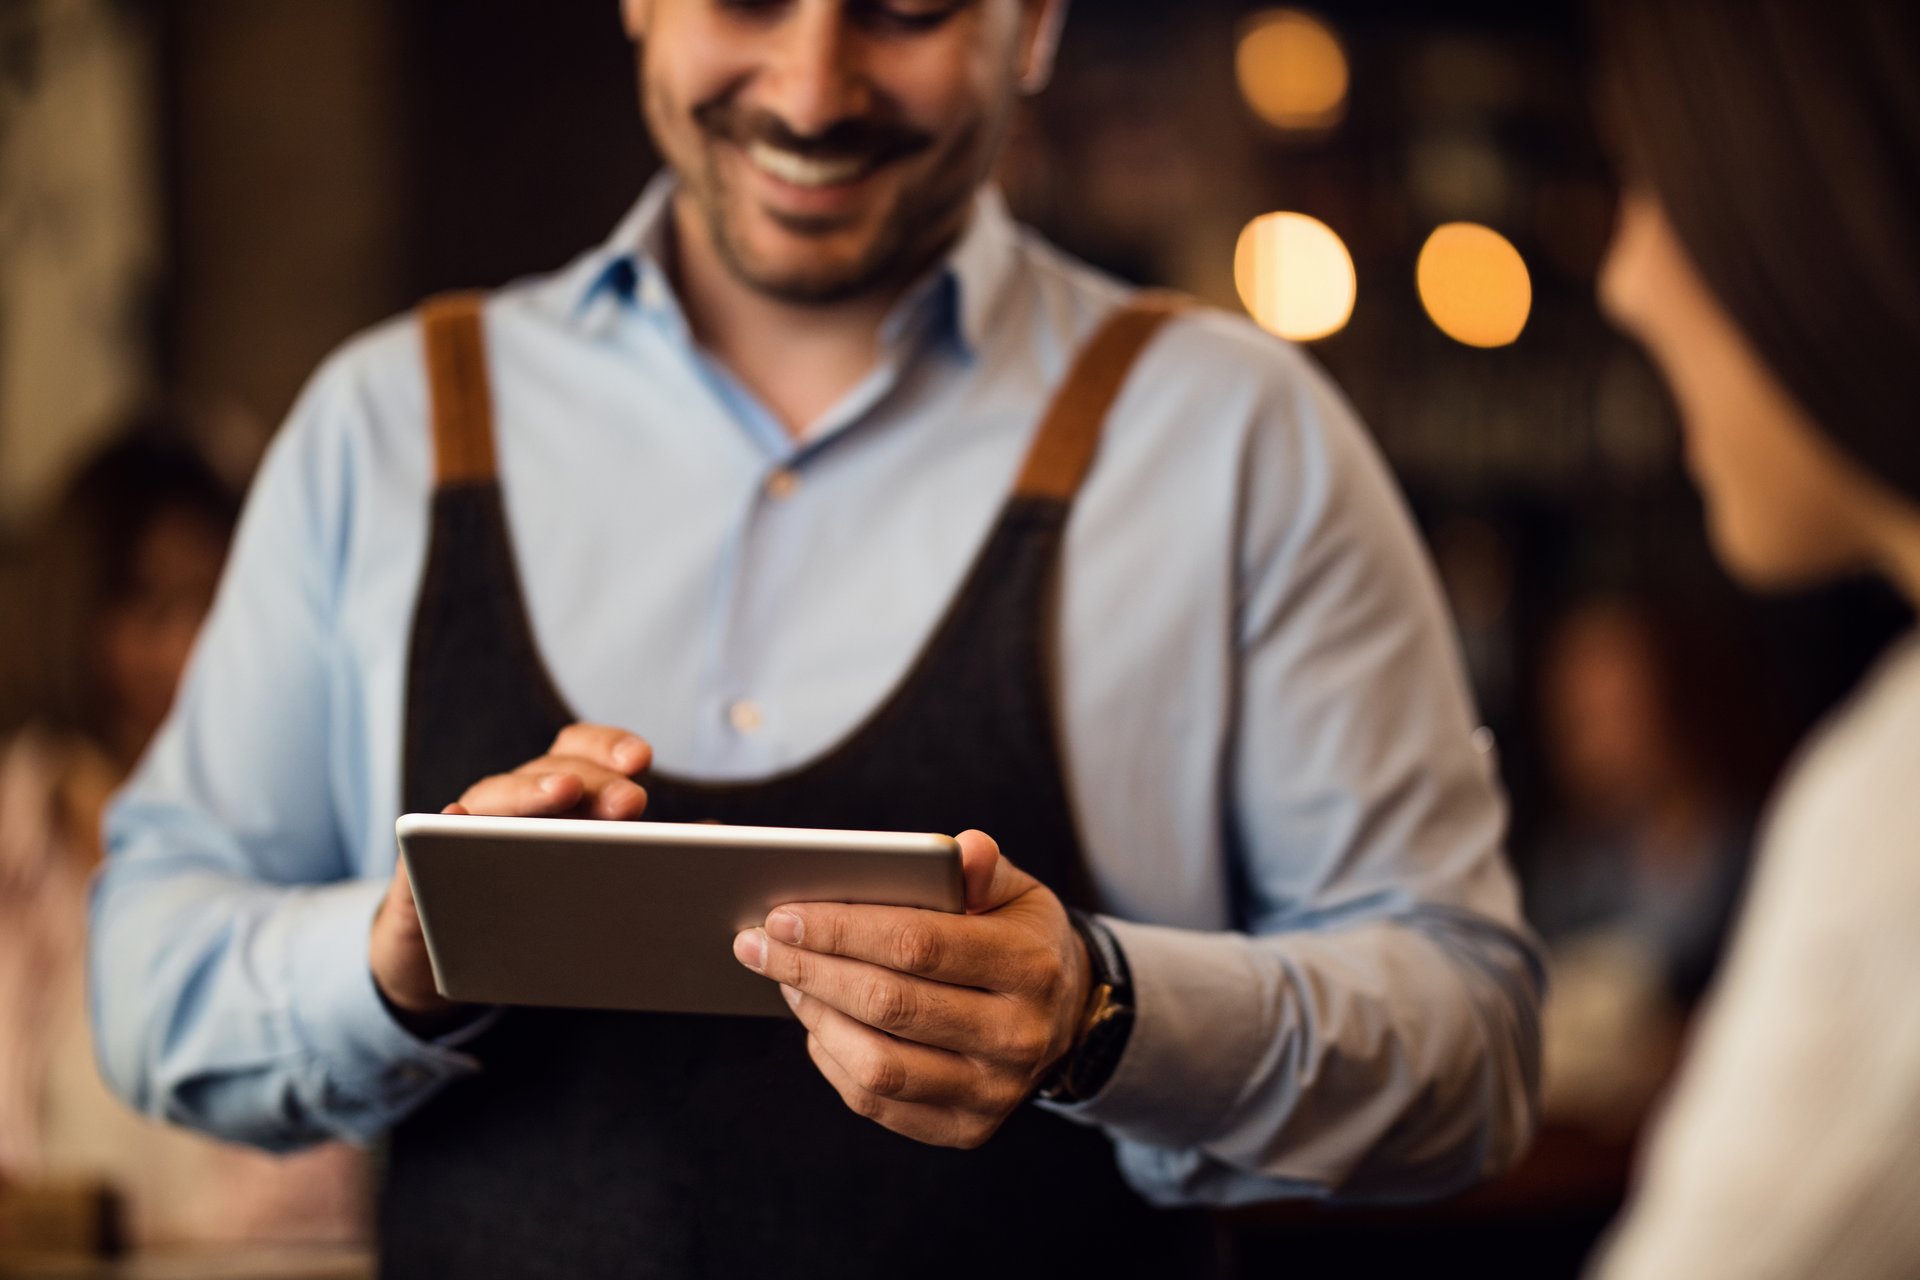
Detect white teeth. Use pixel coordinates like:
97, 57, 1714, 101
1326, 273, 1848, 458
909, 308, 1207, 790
745, 140, 868, 189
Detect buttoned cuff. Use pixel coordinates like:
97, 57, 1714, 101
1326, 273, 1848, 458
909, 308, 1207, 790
1038, 916, 1274, 1150
278, 878, 488, 1142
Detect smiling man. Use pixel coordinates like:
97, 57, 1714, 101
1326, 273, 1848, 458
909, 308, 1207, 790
660, 0, 991, 299
92, 2, 1542, 1276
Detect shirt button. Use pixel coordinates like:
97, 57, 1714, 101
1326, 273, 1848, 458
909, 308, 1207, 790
727, 700, 764, 735
765, 468, 800, 500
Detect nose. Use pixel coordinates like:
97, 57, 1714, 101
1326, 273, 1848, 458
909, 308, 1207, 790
759, 3, 872, 137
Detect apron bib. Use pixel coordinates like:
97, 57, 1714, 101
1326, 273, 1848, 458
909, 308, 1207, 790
381, 292, 1211, 1279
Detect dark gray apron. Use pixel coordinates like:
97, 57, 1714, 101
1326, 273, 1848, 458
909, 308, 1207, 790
380, 291, 1213, 1278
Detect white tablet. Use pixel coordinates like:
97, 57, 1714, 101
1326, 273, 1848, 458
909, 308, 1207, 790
396, 813, 964, 1018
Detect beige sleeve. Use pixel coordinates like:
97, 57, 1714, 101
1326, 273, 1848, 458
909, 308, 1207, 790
1594, 644, 1920, 1280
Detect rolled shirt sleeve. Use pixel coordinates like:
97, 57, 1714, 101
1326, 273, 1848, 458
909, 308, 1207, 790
89, 346, 479, 1149
1049, 324, 1543, 1205
1076, 912, 1541, 1205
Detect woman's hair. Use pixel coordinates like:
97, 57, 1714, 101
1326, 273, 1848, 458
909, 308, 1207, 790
0, 423, 239, 743
1596, 0, 1920, 502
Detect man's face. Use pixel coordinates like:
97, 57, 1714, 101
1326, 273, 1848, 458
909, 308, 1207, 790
626, 0, 1058, 305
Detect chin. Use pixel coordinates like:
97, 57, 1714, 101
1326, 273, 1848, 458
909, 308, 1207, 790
737, 255, 886, 305
733, 236, 899, 305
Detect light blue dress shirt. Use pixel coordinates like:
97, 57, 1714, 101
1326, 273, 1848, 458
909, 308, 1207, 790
93, 176, 1542, 1207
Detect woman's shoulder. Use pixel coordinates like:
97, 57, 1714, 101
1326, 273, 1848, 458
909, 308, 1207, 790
1783, 634, 1920, 819
1758, 633, 1920, 913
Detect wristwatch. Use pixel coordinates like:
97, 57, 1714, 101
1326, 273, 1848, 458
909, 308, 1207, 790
1035, 909, 1135, 1104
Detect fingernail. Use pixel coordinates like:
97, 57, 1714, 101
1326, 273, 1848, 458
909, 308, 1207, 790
733, 929, 767, 971
766, 909, 803, 946
780, 984, 800, 1010
539, 775, 569, 797
615, 736, 645, 771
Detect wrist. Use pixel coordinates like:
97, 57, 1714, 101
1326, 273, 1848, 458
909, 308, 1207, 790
1036, 909, 1135, 1104
367, 871, 470, 1034
375, 980, 481, 1040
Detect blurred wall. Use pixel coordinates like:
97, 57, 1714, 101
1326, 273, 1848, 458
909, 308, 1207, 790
158, 0, 405, 464
0, 0, 156, 523
390, 0, 655, 302
156, 0, 655, 460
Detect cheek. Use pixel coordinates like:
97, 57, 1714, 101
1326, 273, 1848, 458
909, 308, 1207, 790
1652, 330, 1858, 584
95, 611, 154, 711
640, 18, 746, 136
869, 17, 1015, 135
1648, 356, 1789, 580
1598, 194, 1875, 587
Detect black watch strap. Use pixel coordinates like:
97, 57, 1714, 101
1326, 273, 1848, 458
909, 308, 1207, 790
1036, 909, 1135, 1104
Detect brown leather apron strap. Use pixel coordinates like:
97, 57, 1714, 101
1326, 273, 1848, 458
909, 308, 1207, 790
420, 286, 1192, 496
1013, 290, 1193, 503
419, 291, 497, 486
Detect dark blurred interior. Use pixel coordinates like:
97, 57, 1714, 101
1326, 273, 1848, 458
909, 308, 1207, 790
0, 1, 1910, 1276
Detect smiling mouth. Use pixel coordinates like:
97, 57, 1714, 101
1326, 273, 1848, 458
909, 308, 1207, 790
743, 140, 880, 189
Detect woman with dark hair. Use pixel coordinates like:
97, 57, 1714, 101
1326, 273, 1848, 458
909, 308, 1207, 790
1, 433, 240, 764
1591, 1, 1920, 1275
0, 429, 367, 1251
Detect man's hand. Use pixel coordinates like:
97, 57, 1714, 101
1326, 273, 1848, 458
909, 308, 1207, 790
369, 724, 653, 1033
732, 830, 1094, 1149
444, 723, 653, 822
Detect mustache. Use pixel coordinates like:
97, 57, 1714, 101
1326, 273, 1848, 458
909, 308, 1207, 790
692, 99, 935, 167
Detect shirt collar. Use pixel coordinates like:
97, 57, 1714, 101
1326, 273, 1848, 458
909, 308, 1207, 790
573, 170, 1021, 361
942, 185, 1020, 358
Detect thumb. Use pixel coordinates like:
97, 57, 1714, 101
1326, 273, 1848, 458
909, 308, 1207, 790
387, 802, 461, 922
384, 855, 419, 922
957, 829, 1038, 914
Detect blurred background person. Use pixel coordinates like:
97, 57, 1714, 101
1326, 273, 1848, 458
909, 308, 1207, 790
1591, 0, 1920, 1274
1528, 594, 1775, 1135
0, 425, 368, 1252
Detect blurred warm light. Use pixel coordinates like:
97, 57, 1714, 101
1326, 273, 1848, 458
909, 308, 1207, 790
1416, 222, 1532, 348
1234, 212, 1357, 342
1236, 9, 1349, 133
